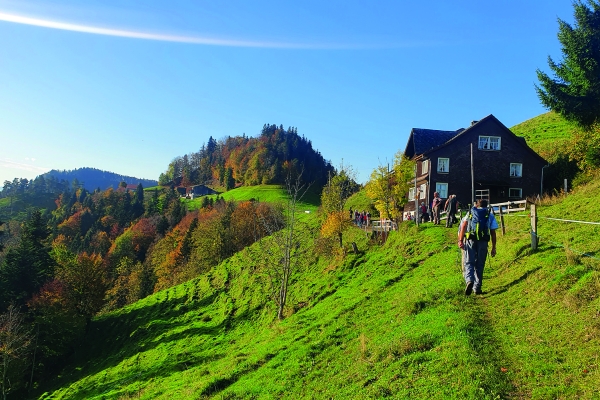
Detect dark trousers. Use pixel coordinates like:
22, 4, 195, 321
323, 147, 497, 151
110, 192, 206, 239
446, 211, 456, 227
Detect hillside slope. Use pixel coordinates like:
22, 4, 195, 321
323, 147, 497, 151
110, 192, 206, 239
38, 183, 600, 399
511, 111, 586, 192
183, 184, 321, 213
511, 111, 581, 162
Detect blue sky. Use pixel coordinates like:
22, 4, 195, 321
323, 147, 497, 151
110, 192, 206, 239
0, 1, 575, 186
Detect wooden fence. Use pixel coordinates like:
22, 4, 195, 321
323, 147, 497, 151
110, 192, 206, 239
371, 219, 397, 232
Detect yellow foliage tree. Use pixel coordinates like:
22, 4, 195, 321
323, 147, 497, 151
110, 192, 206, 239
320, 211, 353, 248
365, 151, 415, 221
320, 165, 358, 248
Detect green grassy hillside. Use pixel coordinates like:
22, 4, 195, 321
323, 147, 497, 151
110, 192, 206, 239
37, 178, 600, 399
184, 184, 321, 212
511, 111, 582, 162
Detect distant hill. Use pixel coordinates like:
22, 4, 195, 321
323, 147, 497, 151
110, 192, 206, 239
159, 124, 335, 190
43, 167, 158, 191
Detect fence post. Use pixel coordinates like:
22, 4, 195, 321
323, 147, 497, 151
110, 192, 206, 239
499, 205, 506, 236
530, 203, 538, 251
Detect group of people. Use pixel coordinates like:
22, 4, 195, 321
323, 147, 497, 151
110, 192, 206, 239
350, 209, 371, 227
349, 196, 498, 297
418, 191, 459, 227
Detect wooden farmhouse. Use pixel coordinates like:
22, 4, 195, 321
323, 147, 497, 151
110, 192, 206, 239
403, 114, 548, 216
187, 184, 217, 199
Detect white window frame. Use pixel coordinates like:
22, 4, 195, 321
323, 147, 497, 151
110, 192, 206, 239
478, 136, 501, 151
436, 182, 448, 199
510, 163, 522, 177
421, 160, 429, 175
409, 187, 415, 200
419, 183, 426, 199
437, 157, 449, 173
508, 188, 522, 198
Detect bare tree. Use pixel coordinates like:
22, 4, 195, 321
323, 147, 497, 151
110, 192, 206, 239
0, 305, 31, 400
254, 171, 313, 320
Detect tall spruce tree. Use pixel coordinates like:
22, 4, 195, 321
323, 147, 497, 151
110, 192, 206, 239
0, 211, 54, 308
536, 0, 600, 129
0, 220, 4, 252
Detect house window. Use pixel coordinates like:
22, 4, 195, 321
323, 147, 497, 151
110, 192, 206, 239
421, 160, 429, 175
409, 187, 415, 200
437, 158, 449, 173
436, 183, 448, 199
508, 188, 522, 198
510, 163, 522, 177
478, 136, 501, 151
419, 183, 426, 199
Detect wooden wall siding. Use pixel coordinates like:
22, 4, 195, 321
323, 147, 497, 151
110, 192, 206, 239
404, 116, 547, 212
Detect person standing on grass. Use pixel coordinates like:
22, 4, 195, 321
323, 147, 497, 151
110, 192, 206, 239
432, 191, 442, 225
457, 199, 498, 295
445, 194, 458, 228
419, 202, 428, 223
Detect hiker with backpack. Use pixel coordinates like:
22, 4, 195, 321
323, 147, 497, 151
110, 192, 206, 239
457, 199, 498, 295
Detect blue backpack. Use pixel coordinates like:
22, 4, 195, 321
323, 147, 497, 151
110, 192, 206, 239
465, 207, 490, 241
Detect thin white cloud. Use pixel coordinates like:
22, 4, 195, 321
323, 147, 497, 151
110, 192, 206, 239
0, 11, 371, 49
0, 158, 48, 174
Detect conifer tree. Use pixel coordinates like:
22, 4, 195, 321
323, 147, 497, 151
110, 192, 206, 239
146, 189, 160, 216
536, 0, 600, 128
0, 211, 54, 308
0, 220, 4, 252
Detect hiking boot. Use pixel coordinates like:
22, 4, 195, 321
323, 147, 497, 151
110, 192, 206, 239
475, 290, 483, 295
465, 281, 473, 295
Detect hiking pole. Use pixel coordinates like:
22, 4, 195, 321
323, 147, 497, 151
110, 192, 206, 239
456, 245, 460, 271
457, 244, 464, 273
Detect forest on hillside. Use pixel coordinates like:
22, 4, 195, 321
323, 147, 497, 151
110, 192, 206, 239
0, 124, 345, 398
0, 180, 291, 397
158, 124, 334, 190
42, 168, 158, 192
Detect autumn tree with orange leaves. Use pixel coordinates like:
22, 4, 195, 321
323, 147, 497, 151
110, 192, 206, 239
320, 165, 358, 249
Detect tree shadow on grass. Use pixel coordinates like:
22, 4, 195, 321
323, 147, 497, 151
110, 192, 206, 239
78, 345, 277, 400
487, 266, 543, 297
36, 283, 266, 398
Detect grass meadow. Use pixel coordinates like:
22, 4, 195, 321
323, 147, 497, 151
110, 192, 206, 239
37, 179, 600, 399
183, 184, 321, 214
511, 111, 582, 162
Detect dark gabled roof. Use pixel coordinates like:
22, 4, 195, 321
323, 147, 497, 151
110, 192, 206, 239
404, 128, 460, 158
421, 114, 548, 163
404, 114, 547, 164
